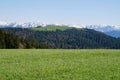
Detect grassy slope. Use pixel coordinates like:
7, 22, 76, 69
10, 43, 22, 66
31, 25, 74, 31
0, 49, 120, 80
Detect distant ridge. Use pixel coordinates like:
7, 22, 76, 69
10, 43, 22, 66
0, 21, 120, 37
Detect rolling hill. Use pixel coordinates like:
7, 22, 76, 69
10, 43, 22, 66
2, 28, 120, 49
31, 25, 74, 31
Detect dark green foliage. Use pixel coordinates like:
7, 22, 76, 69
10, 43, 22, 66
0, 29, 49, 49
0, 29, 20, 48
1, 28, 120, 49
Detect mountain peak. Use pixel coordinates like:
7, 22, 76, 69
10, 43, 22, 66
0, 21, 8, 25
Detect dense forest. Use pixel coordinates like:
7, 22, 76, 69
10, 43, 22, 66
0, 29, 49, 49
1, 28, 120, 49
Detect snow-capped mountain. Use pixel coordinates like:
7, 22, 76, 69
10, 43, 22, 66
0, 21, 8, 25
85, 25, 120, 32
0, 21, 46, 28
105, 30, 120, 38
85, 25, 120, 38
0, 21, 120, 37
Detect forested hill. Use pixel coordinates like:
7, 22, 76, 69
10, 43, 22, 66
0, 29, 49, 49
2, 28, 120, 49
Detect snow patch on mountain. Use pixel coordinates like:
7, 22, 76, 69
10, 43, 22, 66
85, 25, 120, 32
0, 21, 8, 26
0, 21, 45, 28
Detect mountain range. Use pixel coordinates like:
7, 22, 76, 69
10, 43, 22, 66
0, 21, 120, 38
0, 21, 120, 49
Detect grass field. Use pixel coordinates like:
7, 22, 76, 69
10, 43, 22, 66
0, 49, 120, 80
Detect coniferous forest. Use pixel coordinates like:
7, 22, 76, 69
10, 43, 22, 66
1, 28, 120, 49
0, 29, 49, 49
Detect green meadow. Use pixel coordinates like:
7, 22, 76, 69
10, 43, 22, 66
31, 25, 73, 31
0, 49, 120, 80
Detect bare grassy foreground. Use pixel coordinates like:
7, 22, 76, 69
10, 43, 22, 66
0, 49, 120, 80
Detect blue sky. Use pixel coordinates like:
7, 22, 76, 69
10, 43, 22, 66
0, 0, 120, 25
